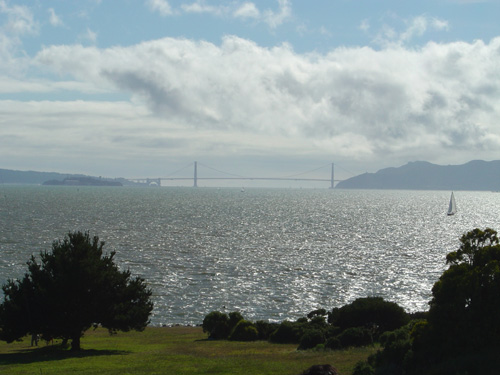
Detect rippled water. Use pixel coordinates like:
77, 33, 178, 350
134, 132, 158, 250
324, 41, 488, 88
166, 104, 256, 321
1, 186, 499, 326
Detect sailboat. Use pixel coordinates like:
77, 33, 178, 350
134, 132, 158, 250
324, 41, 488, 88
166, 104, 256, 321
447, 192, 457, 216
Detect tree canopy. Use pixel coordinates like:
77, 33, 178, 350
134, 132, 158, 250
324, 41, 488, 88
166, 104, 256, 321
363, 228, 500, 375
427, 227, 500, 353
0, 231, 153, 350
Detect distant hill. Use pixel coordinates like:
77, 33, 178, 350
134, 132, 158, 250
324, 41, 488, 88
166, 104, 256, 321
336, 160, 500, 191
0, 168, 146, 187
43, 176, 122, 187
0, 169, 75, 185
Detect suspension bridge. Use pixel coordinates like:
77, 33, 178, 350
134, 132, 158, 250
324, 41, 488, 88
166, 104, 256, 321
129, 162, 345, 188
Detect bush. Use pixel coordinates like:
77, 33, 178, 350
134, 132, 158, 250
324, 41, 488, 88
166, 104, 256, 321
269, 321, 303, 344
331, 297, 409, 335
202, 311, 246, 340
325, 337, 341, 350
228, 311, 244, 331
298, 329, 325, 350
202, 311, 230, 339
229, 320, 259, 341
352, 361, 375, 375
379, 325, 409, 347
368, 323, 415, 375
255, 320, 279, 340
337, 327, 373, 348
309, 315, 328, 329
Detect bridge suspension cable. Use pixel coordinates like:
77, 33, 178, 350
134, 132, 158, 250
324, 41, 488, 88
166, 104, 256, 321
197, 162, 246, 178
130, 161, 349, 188
164, 162, 194, 178
280, 163, 333, 179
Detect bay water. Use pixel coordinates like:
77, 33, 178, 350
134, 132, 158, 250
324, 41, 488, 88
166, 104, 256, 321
1, 185, 499, 326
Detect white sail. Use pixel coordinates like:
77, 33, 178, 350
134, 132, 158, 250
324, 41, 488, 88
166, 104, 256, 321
447, 192, 457, 215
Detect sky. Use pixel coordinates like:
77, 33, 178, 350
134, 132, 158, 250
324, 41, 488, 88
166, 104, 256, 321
1, 0, 500, 186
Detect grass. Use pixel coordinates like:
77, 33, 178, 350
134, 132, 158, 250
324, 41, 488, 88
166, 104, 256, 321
0, 327, 377, 375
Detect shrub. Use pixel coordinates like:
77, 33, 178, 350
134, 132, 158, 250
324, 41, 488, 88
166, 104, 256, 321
352, 361, 375, 375
202, 311, 230, 339
331, 297, 409, 335
229, 320, 259, 341
379, 325, 409, 347
255, 320, 279, 340
313, 344, 325, 351
269, 321, 303, 344
298, 329, 325, 350
325, 337, 341, 350
369, 323, 414, 375
309, 315, 328, 329
228, 311, 244, 331
325, 325, 341, 340
337, 327, 373, 348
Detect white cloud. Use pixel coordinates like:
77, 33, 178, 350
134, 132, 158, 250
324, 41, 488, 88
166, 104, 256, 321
400, 16, 449, 43
30, 35, 500, 169
373, 14, 450, 47
233, 2, 260, 19
263, 0, 292, 29
146, 0, 173, 17
432, 17, 449, 31
175, 1, 291, 29
181, 1, 228, 16
399, 16, 429, 42
0, 0, 37, 35
0, 1, 35, 75
359, 19, 370, 32
48, 8, 63, 27
78, 28, 97, 44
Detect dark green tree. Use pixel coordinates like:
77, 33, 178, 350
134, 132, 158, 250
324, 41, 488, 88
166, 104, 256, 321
368, 228, 500, 374
330, 297, 409, 335
427, 227, 500, 354
0, 231, 153, 351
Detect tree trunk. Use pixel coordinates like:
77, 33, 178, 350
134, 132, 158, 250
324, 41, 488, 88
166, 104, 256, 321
70, 335, 81, 351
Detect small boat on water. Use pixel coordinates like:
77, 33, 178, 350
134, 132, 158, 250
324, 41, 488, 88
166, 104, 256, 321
447, 192, 457, 215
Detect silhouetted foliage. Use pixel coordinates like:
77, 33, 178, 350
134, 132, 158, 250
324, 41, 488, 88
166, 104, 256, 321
337, 327, 373, 348
307, 308, 327, 319
202, 311, 230, 339
202, 311, 245, 340
309, 315, 328, 329
429, 228, 500, 351
254, 320, 279, 340
352, 361, 375, 375
325, 336, 342, 350
369, 228, 500, 374
299, 364, 338, 375
330, 297, 409, 336
228, 319, 258, 341
0, 231, 153, 351
269, 320, 303, 344
228, 311, 244, 330
298, 329, 325, 350
368, 323, 413, 374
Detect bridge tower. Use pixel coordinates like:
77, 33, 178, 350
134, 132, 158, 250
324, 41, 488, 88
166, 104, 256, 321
194, 161, 198, 187
330, 163, 334, 189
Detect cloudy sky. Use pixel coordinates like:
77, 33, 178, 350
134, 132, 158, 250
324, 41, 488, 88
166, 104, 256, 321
1, 0, 499, 186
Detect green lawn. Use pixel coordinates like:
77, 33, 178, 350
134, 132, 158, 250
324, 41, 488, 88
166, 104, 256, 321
0, 327, 376, 375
